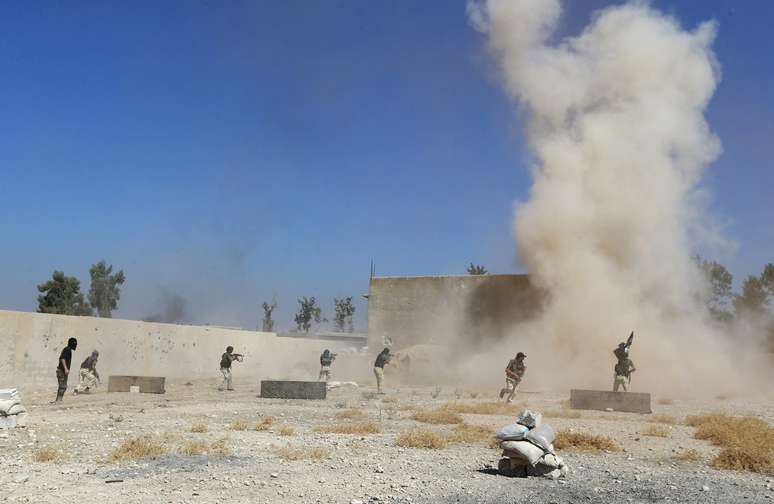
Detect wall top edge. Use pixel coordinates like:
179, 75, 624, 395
0, 309, 275, 336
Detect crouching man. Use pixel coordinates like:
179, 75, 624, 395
74, 350, 100, 394
499, 352, 526, 403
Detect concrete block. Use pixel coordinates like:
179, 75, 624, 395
570, 389, 651, 414
108, 376, 166, 394
260, 380, 326, 400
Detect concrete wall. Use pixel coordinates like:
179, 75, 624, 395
0, 310, 358, 389
367, 274, 542, 350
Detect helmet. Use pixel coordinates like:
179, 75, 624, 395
516, 352, 526, 359
226, 346, 234, 353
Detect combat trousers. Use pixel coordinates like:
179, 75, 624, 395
76, 369, 98, 393
374, 367, 385, 393
55, 369, 68, 402
220, 368, 233, 391
500, 377, 520, 402
318, 365, 331, 382
613, 375, 628, 392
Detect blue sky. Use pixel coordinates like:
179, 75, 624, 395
1, 1, 771, 330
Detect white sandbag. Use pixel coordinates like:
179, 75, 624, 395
501, 440, 544, 466
7, 404, 26, 415
540, 453, 564, 469
495, 423, 529, 440
525, 423, 555, 452
516, 410, 542, 428
0, 415, 17, 428
0, 389, 19, 401
0, 398, 21, 415
527, 464, 563, 479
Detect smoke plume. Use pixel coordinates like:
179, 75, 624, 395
142, 288, 188, 324
467, 0, 771, 395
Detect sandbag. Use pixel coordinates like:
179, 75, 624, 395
7, 404, 26, 415
516, 410, 542, 429
0, 398, 20, 415
0, 389, 19, 401
525, 423, 555, 452
500, 440, 544, 466
527, 464, 562, 479
539, 453, 564, 469
498, 457, 528, 477
496, 423, 529, 440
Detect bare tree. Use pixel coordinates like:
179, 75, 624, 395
467, 263, 488, 275
261, 301, 276, 332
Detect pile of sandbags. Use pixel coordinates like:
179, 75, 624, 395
495, 409, 569, 479
0, 389, 28, 429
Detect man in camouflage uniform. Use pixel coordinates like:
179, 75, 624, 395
74, 350, 100, 394
613, 357, 636, 392
499, 352, 526, 403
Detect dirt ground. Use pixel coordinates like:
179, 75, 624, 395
1, 377, 772, 504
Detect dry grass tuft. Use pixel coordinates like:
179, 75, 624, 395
229, 419, 249, 431
190, 423, 208, 433
396, 429, 449, 449
335, 409, 367, 420
544, 409, 582, 419
411, 408, 463, 425
275, 446, 331, 460
32, 446, 65, 463
444, 402, 520, 416
208, 438, 232, 456
673, 449, 702, 462
657, 398, 675, 405
255, 416, 275, 431
554, 431, 620, 452
315, 421, 381, 435
278, 425, 295, 437
109, 437, 167, 462
686, 412, 774, 474
649, 414, 677, 425
179, 440, 209, 455
641, 425, 670, 438
447, 423, 494, 444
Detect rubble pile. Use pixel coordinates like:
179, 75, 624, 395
495, 409, 569, 479
0, 388, 28, 429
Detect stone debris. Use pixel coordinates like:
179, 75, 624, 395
326, 381, 359, 390
497, 409, 569, 479
0, 388, 28, 429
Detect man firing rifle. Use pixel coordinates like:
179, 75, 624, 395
218, 346, 243, 391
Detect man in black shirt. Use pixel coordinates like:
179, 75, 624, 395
373, 347, 391, 394
54, 337, 78, 403
219, 346, 242, 391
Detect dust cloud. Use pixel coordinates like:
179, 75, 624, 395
461, 0, 772, 397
